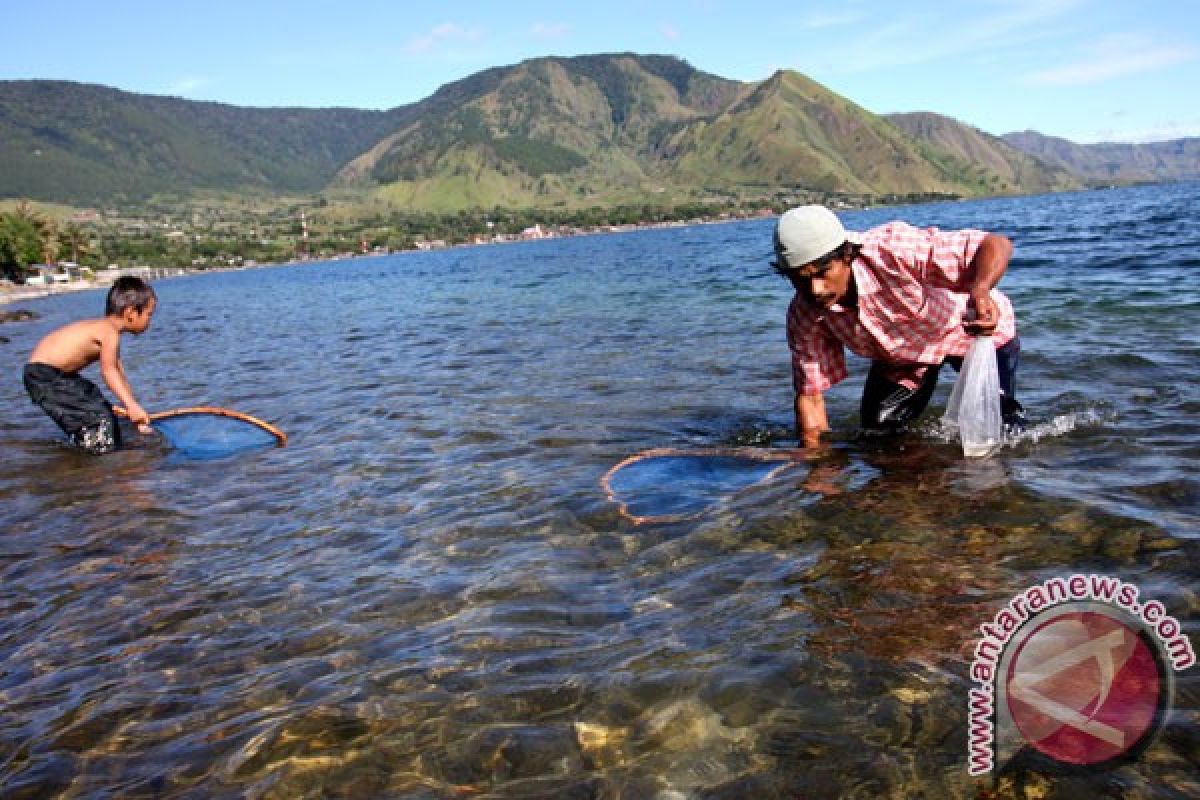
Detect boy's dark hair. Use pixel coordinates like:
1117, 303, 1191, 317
105, 276, 156, 316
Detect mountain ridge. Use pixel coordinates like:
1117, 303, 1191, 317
1000, 131, 1200, 184
0, 54, 1193, 210
0, 79, 409, 204
886, 112, 1080, 194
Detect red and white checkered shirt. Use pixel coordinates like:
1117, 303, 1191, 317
787, 221, 1016, 393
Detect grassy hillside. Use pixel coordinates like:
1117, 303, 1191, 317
334, 55, 749, 210
659, 72, 991, 195
339, 57, 1062, 210
0, 81, 405, 204
1002, 131, 1200, 184
887, 112, 1081, 193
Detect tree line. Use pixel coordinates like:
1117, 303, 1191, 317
2, 198, 781, 279
1, 188, 960, 280
0, 201, 94, 282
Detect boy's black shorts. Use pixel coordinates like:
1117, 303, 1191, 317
23, 363, 121, 454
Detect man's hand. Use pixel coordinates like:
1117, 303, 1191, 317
802, 427, 827, 449
965, 289, 1000, 334
796, 393, 830, 449
964, 233, 1012, 334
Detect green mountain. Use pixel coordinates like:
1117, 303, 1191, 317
886, 112, 1081, 194
335, 54, 751, 210
1, 54, 1174, 211
658, 72, 1040, 196
1001, 131, 1200, 185
0, 80, 406, 204
337, 56, 1069, 209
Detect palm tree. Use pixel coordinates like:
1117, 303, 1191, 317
11, 200, 58, 265
58, 222, 93, 265
0, 213, 43, 282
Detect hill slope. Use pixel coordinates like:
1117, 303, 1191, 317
660, 72, 1010, 195
334, 54, 751, 210
0, 81, 405, 204
886, 112, 1081, 193
338, 56, 1070, 209
1001, 131, 1200, 184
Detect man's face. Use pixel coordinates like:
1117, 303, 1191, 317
789, 256, 853, 309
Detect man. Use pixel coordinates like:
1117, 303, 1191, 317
775, 205, 1025, 448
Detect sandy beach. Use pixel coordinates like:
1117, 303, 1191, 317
1, 265, 194, 307
0, 281, 101, 307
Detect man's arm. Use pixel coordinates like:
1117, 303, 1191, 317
796, 392, 829, 449
787, 295, 844, 450
966, 233, 1013, 334
98, 330, 150, 429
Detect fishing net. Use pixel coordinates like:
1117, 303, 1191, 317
602, 447, 797, 524
122, 407, 287, 459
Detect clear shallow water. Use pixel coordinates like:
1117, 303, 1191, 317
0, 183, 1196, 798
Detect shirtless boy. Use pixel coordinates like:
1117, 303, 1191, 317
24, 276, 156, 454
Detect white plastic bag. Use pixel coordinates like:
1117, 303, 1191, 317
943, 335, 1003, 458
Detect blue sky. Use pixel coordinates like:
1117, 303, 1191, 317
3, 0, 1197, 143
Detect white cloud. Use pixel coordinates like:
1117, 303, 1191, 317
1025, 35, 1197, 86
402, 23, 485, 55
166, 77, 209, 96
661, 23, 681, 42
806, 0, 1087, 74
797, 11, 863, 29
530, 21, 570, 39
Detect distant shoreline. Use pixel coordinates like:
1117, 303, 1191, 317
1, 281, 102, 307
1, 271, 193, 308
0, 212, 775, 308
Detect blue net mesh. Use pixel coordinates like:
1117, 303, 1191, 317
605, 452, 790, 522
151, 413, 281, 460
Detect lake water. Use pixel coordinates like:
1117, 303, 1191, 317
1, 183, 1197, 798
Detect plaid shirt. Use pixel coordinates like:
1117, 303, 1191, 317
787, 221, 1016, 393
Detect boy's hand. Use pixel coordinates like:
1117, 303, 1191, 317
125, 403, 153, 433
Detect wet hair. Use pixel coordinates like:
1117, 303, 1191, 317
105, 276, 157, 316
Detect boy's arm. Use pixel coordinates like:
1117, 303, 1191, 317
98, 329, 151, 429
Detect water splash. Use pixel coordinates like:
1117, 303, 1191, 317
1005, 407, 1116, 447
929, 406, 1115, 451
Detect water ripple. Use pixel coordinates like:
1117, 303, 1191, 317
1, 183, 1197, 796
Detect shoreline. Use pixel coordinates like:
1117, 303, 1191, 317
0, 280, 115, 308
0, 212, 773, 308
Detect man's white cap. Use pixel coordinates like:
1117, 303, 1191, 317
773, 205, 858, 268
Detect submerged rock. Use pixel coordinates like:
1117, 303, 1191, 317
0, 309, 37, 324
636, 697, 753, 754
573, 721, 630, 769
422, 724, 583, 785
1101, 529, 1142, 561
